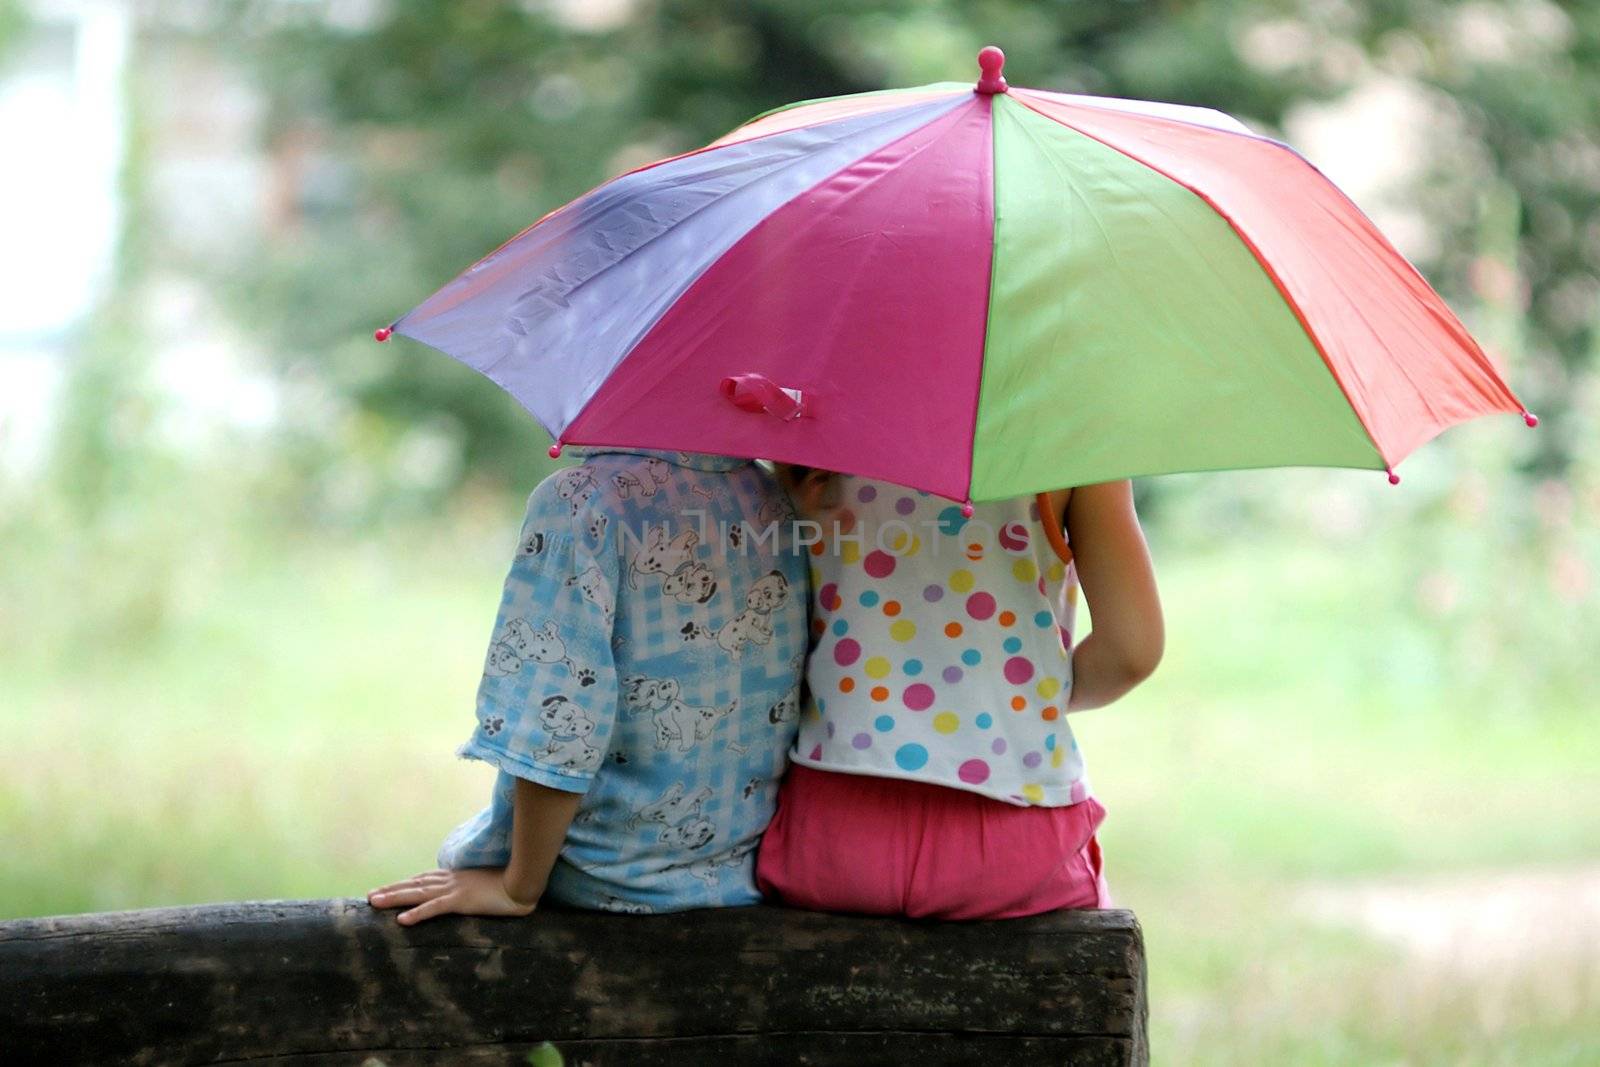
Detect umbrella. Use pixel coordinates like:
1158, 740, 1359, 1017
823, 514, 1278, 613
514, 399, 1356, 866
378, 46, 1534, 511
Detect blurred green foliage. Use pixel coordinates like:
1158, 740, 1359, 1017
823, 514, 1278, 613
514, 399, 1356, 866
0, 0, 25, 56
526, 1043, 565, 1067
4, 518, 1596, 1061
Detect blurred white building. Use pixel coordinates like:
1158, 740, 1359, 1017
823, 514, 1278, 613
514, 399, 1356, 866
0, 0, 128, 474
0, 0, 281, 478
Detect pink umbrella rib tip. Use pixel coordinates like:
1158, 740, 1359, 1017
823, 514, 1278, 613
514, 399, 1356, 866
1386, 468, 1401, 485
960, 501, 976, 518
373, 326, 394, 342
1523, 411, 1539, 428
975, 46, 1008, 94
548, 443, 564, 459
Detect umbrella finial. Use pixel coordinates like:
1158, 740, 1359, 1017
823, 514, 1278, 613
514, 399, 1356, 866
975, 46, 1007, 95
1523, 410, 1539, 427
373, 326, 393, 342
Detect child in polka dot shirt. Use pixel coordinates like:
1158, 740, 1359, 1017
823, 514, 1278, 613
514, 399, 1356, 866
756, 473, 1164, 919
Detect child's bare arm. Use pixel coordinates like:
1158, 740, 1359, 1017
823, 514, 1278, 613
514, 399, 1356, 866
504, 779, 584, 903
1062, 480, 1164, 712
367, 780, 582, 924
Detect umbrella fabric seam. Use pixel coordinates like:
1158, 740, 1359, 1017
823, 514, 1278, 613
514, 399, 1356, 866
1008, 90, 1395, 469
963, 91, 999, 505
1019, 86, 1362, 172
556, 98, 980, 462
728, 82, 970, 134
399, 95, 964, 329
978, 94, 1384, 495
556, 99, 992, 502
476, 106, 950, 376
1297, 168, 1523, 421
415, 96, 968, 437
1018, 86, 1258, 140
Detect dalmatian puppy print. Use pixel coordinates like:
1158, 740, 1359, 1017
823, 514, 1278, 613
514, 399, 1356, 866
611, 458, 670, 500
626, 782, 713, 831
622, 675, 736, 753
627, 525, 700, 590
533, 696, 603, 774
565, 564, 613, 620
767, 690, 800, 724
555, 468, 599, 514
681, 570, 791, 656
661, 560, 718, 605
483, 618, 594, 683
658, 816, 716, 850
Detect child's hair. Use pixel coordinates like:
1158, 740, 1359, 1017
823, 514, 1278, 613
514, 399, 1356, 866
781, 466, 1074, 563
774, 464, 835, 512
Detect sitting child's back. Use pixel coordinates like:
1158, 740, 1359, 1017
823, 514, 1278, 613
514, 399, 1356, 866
439, 448, 806, 912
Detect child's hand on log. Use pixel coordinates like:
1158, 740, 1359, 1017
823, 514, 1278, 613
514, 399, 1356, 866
367, 868, 538, 925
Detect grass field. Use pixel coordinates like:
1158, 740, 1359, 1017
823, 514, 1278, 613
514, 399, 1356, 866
3, 500, 1596, 1064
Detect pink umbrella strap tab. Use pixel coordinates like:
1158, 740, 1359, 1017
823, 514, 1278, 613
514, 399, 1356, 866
720, 373, 807, 421
975, 46, 1008, 95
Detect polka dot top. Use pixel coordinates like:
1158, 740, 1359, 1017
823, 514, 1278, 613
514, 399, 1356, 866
792, 476, 1088, 807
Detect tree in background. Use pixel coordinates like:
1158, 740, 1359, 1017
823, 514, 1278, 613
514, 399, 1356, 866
0, 0, 25, 57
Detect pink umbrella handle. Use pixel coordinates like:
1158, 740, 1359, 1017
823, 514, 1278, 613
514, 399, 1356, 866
720, 374, 807, 421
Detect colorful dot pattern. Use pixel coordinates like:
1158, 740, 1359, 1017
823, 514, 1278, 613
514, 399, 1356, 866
793, 477, 1087, 807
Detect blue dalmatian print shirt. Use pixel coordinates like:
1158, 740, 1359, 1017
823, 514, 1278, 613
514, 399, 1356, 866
439, 448, 807, 912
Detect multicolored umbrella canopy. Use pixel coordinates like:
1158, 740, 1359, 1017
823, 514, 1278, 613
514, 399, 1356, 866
382, 47, 1532, 507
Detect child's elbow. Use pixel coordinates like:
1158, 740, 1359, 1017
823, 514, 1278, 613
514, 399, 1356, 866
1115, 636, 1164, 687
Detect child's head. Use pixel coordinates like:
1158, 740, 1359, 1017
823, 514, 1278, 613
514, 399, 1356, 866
774, 464, 835, 513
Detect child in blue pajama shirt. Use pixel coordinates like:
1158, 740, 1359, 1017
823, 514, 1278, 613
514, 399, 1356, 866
369, 448, 806, 919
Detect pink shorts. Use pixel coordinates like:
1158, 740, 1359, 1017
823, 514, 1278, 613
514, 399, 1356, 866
756, 764, 1110, 920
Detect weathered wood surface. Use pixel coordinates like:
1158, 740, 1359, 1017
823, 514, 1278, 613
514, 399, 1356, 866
0, 899, 1148, 1066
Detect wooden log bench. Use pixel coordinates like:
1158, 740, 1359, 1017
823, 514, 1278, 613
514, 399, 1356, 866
0, 900, 1148, 1065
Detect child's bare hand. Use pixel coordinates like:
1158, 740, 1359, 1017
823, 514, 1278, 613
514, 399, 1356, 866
366, 867, 537, 925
